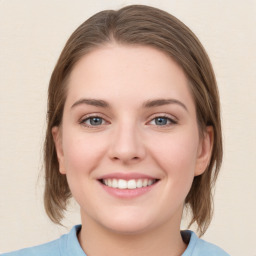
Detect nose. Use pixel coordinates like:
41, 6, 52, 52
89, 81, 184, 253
108, 122, 146, 164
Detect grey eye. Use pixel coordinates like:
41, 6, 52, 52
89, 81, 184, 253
154, 117, 169, 125
86, 117, 103, 126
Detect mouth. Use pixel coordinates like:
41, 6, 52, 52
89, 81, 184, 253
99, 178, 159, 190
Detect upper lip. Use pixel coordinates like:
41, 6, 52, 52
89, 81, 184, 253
98, 172, 159, 180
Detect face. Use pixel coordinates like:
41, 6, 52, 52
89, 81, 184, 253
53, 44, 212, 235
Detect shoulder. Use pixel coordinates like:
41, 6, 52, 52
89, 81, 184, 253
1, 239, 61, 256
182, 230, 230, 256
1, 225, 83, 256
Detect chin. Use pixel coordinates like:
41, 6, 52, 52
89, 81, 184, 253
98, 211, 157, 235
106, 222, 152, 235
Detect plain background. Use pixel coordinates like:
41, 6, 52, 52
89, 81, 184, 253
0, 0, 255, 255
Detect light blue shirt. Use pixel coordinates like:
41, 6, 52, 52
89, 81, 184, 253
2, 225, 229, 255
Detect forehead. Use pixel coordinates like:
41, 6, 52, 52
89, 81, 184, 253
65, 44, 195, 111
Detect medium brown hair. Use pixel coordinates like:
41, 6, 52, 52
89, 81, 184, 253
44, 5, 222, 236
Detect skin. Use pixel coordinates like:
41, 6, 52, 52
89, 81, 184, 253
52, 43, 213, 256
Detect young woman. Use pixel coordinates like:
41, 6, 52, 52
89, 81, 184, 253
3, 5, 229, 256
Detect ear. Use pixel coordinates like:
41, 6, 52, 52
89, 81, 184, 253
194, 126, 214, 176
52, 126, 66, 174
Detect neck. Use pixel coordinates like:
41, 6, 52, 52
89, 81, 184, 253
78, 212, 187, 256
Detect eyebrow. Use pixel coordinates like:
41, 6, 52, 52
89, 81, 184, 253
71, 98, 188, 112
143, 99, 188, 112
71, 98, 110, 108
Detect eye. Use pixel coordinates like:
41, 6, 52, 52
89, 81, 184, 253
148, 116, 177, 126
80, 116, 107, 127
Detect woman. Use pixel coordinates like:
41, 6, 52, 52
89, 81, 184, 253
4, 5, 229, 256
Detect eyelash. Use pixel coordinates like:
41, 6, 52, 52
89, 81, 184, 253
79, 114, 177, 128
79, 114, 108, 128
147, 114, 177, 127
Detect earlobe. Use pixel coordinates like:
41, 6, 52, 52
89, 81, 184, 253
52, 126, 66, 174
194, 126, 214, 176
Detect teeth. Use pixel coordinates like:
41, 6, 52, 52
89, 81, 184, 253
148, 179, 153, 186
112, 179, 118, 188
143, 179, 148, 187
136, 179, 142, 188
118, 179, 127, 189
102, 178, 157, 189
127, 180, 136, 189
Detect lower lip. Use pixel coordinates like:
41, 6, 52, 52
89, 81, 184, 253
99, 182, 158, 199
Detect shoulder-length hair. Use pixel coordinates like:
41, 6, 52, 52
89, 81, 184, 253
44, 5, 222, 236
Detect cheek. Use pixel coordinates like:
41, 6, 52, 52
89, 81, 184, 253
153, 130, 198, 158
148, 129, 199, 182
61, 129, 107, 175
61, 129, 109, 208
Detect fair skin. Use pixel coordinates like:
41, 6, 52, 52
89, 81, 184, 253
52, 43, 213, 256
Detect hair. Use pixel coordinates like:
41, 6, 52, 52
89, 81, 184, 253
44, 4, 222, 236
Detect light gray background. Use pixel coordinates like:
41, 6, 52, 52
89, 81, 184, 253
0, 1, 255, 255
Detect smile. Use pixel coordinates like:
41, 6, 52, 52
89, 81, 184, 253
100, 178, 159, 190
